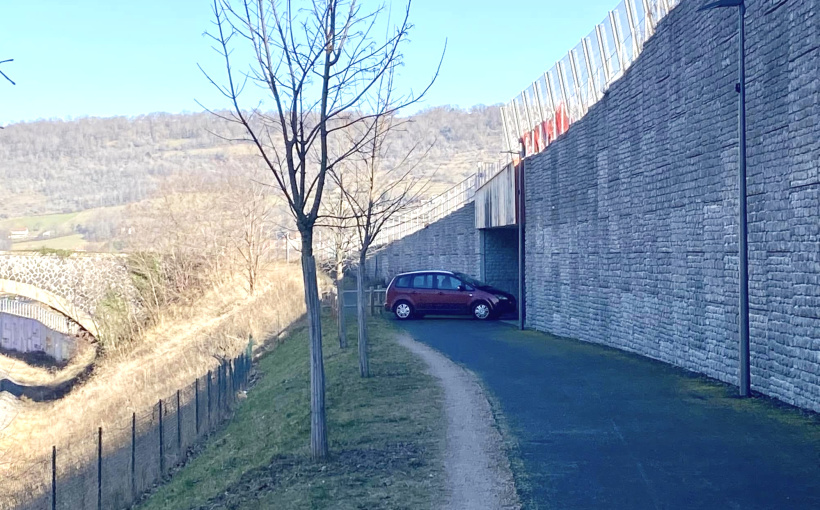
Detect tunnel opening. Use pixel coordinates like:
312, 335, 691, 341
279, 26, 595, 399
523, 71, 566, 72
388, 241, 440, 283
479, 226, 520, 305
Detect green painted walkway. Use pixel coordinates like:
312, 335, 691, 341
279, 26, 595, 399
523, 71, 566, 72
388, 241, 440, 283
397, 318, 820, 509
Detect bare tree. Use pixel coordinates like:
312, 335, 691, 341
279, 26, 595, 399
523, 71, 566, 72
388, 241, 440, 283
0, 58, 13, 86
332, 68, 434, 378
318, 185, 357, 349
222, 177, 278, 296
203, 0, 439, 459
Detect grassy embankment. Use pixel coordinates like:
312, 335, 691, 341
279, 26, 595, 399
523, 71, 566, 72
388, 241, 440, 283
138, 315, 445, 510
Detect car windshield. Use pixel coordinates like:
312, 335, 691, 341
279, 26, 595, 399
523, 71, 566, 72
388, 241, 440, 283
452, 272, 489, 289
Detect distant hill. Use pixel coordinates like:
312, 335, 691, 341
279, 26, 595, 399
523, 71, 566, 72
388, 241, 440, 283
0, 105, 505, 219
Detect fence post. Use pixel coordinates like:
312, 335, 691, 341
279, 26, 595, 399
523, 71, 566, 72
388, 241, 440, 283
217, 365, 223, 417
159, 399, 165, 476
195, 378, 200, 434
176, 389, 182, 452
51, 445, 56, 510
97, 427, 102, 510
207, 370, 212, 428
131, 412, 136, 502
228, 361, 234, 401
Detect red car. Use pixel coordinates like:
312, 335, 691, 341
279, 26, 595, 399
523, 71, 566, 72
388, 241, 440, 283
384, 270, 516, 320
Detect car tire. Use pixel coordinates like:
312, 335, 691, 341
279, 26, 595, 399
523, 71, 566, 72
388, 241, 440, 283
471, 301, 492, 320
393, 300, 414, 320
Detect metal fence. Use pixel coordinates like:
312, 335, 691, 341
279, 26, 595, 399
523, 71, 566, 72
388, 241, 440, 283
0, 350, 252, 510
377, 176, 478, 245
0, 298, 80, 336
500, 0, 681, 156
371, 0, 682, 248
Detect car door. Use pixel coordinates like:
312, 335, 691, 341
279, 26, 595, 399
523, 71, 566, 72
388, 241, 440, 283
409, 273, 436, 313
434, 274, 472, 314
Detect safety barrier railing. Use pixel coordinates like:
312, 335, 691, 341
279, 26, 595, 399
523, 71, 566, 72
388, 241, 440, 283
0, 298, 81, 336
377, 175, 478, 245
360, 0, 680, 248
501, 0, 680, 157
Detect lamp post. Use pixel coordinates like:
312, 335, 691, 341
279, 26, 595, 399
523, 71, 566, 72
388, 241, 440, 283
699, 0, 750, 397
518, 141, 526, 331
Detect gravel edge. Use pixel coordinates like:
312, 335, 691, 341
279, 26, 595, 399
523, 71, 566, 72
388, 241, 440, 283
396, 332, 521, 510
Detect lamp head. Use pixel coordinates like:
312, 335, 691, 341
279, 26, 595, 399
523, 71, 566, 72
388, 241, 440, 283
698, 0, 743, 10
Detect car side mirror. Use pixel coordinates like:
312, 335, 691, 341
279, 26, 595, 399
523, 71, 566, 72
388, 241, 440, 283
457, 285, 466, 292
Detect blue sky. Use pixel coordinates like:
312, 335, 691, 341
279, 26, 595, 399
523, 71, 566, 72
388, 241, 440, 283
0, 0, 618, 124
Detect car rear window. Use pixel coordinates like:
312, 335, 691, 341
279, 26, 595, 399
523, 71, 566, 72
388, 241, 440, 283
411, 274, 433, 289
395, 275, 411, 288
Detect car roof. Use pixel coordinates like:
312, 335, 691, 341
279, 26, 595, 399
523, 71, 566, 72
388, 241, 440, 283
395, 270, 455, 277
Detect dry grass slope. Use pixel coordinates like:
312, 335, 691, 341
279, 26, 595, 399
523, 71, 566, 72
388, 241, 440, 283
0, 263, 307, 508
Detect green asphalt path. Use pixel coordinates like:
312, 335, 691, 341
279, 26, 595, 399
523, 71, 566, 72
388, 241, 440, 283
396, 317, 820, 509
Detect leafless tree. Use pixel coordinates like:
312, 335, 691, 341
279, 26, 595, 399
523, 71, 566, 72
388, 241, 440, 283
331, 66, 434, 378
0, 59, 13, 86
221, 177, 278, 296
202, 0, 440, 459
318, 185, 357, 349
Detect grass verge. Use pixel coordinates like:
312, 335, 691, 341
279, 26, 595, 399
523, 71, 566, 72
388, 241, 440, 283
138, 315, 445, 510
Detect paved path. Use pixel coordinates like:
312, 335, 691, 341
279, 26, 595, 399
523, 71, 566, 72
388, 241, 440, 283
396, 317, 820, 509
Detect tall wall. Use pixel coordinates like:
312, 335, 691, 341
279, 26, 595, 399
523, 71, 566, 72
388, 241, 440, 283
366, 203, 480, 284
525, 0, 820, 410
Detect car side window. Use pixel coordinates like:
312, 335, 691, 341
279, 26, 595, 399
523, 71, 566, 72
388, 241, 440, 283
411, 274, 433, 289
395, 275, 411, 288
435, 275, 459, 290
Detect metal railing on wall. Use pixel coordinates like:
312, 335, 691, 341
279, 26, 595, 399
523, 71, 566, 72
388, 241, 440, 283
0, 298, 80, 336
500, 0, 680, 157
372, 0, 680, 248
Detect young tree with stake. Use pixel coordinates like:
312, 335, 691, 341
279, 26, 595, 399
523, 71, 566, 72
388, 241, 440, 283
203, 0, 439, 458
332, 65, 435, 378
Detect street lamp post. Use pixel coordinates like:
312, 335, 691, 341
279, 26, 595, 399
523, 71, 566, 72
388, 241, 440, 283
699, 0, 750, 397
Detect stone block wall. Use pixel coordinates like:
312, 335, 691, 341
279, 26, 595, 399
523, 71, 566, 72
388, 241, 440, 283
0, 252, 131, 315
524, 0, 820, 410
366, 203, 480, 285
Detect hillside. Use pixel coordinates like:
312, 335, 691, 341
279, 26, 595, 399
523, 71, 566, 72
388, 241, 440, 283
0, 105, 504, 220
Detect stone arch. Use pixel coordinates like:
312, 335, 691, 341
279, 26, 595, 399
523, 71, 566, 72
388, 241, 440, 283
0, 279, 99, 338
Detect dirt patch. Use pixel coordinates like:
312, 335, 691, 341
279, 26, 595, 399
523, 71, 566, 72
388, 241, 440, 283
396, 333, 520, 510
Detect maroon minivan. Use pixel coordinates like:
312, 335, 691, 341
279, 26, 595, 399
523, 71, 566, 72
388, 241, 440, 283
384, 270, 516, 320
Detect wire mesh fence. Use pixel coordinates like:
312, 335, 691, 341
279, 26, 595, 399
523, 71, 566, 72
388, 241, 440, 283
0, 350, 252, 510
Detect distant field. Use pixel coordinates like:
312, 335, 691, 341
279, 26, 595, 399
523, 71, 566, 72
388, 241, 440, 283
11, 234, 88, 251
0, 211, 81, 233
1, 205, 127, 252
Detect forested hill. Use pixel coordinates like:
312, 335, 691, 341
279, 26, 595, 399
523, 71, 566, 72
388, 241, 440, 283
0, 105, 504, 218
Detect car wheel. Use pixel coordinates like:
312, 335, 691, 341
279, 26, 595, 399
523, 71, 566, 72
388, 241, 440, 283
471, 301, 492, 320
393, 301, 414, 320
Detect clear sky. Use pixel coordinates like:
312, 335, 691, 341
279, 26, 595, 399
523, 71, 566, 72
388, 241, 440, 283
0, 0, 619, 124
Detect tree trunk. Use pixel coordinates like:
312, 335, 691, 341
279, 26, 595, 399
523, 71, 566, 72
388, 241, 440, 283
357, 252, 370, 378
336, 257, 347, 349
300, 234, 328, 459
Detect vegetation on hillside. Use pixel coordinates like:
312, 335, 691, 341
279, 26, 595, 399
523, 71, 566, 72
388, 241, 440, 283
0, 106, 503, 219
0, 264, 308, 508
